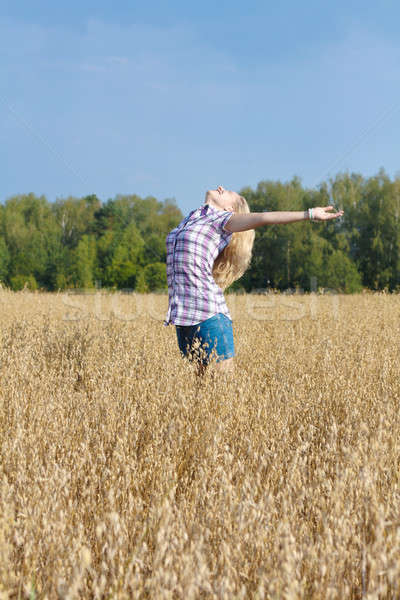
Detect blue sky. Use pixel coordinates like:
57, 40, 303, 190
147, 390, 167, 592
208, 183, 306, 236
1, 0, 400, 213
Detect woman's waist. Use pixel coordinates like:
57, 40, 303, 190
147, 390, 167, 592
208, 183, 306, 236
168, 278, 223, 293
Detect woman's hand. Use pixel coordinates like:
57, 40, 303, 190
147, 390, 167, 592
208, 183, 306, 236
312, 206, 344, 221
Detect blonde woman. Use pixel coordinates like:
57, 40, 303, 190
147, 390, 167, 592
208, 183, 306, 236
164, 185, 344, 375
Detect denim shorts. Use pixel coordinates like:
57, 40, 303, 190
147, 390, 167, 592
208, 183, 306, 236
176, 313, 235, 365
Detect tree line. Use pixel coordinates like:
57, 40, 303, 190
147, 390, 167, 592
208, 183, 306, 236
1, 168, 400, 293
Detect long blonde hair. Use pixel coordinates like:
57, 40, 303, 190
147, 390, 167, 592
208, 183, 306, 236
212, 194, 255, 290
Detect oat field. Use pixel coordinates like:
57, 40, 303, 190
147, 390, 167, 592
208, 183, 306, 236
1, 289, 400, 599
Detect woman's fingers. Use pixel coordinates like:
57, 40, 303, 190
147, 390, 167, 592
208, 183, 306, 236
313, 206, 344, 220
327, 210, 344, 219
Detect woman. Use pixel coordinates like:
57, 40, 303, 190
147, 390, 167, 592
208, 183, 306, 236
164, 185, 344, 375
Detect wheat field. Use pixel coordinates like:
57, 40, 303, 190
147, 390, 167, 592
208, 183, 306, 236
0, 288, 399, 599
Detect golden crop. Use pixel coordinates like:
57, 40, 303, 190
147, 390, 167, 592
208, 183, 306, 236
0, 288, 399, 599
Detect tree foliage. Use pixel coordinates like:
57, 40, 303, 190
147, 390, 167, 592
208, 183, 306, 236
2, 171, 400, 292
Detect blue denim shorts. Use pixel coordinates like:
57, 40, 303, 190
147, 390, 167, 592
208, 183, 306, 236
176, 313, 235, 365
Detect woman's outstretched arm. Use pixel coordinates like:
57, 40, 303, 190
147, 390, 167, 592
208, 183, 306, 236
224, 206, 344, 233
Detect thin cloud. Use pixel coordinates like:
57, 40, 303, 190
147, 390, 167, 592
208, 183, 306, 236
79, 63, 107, 72
105, 56, 129, 65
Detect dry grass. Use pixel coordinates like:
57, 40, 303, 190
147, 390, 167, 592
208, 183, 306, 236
0, 288, 400, 599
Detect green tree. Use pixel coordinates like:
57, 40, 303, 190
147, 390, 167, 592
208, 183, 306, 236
290, 228, 332, 291
93, 195, 181, 267
354, 169, 398, 289
52, 194, 101, 248
72, 234, 97, 288
143, 262, 167, 291
101, 223, 145, 289
323, 249, 363, 292
0, 237, 10, 283
242, 178, 327, 290
134, 270, 148, 293
3, 193, 59, 288
10, 274, 38, 291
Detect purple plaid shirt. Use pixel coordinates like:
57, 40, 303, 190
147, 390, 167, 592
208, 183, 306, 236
164, 203, 234, 326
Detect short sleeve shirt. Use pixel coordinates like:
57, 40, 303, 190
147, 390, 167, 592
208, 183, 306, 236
163, 203, 234, 326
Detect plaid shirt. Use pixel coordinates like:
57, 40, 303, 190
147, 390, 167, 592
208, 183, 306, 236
164, 203, 234, 326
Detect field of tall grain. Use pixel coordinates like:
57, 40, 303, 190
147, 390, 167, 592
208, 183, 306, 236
0, 288, 399, 599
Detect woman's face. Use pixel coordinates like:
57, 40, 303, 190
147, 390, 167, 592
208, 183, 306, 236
205, 186, 238, 211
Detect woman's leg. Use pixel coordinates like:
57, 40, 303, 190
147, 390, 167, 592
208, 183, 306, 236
176, 315, 235, 377
194, 314, 235, 376
214, 356, 234, 374
176, 324, 208, 375
195, 361, 207, 377
195, 356, 234, 378
202, 319, 235, 376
